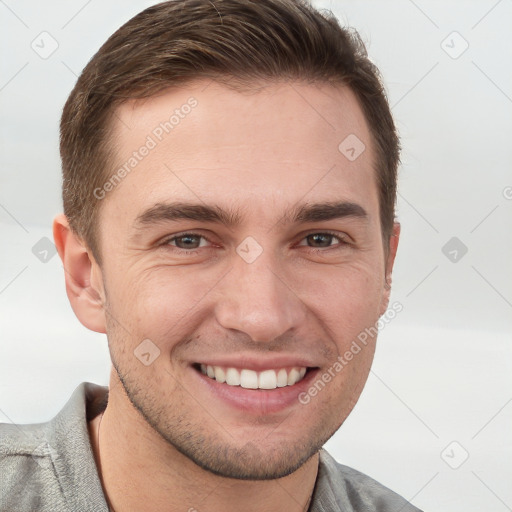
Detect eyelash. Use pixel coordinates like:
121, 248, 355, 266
160, 231, 350, 254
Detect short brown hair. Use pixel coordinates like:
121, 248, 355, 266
60, 0, 400, 265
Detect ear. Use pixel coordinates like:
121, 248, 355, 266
379, 221, 400, 316
53, 214, 107, 333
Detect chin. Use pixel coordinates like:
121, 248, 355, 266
168, 436, 322, 481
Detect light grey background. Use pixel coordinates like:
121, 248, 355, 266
1, 1, 511, 510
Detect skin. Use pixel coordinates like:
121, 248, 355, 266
54, 79, 400, 512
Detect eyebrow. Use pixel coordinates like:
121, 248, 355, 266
132, 200, 368, 230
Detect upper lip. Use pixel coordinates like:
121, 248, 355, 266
193, 354, 319, 371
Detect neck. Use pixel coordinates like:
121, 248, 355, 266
88, 373, 319, 512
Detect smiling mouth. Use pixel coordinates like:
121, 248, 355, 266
195, 364, 311, 390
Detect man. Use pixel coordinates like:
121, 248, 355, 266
0, 0, 421, 510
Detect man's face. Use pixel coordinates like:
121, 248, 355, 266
94, 79, 397, 479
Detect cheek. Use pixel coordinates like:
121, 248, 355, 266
300, 267, 385, 386
109, 266, 215, 350
104, 252, 385, 352
299, 261, 385, 326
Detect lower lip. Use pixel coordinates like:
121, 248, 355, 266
192, 367, 320, 415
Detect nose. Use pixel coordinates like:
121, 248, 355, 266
214, 249, 307, 343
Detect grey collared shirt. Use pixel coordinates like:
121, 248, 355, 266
0, 383, 422, 511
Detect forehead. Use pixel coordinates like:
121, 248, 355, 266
102, 79, 377, 227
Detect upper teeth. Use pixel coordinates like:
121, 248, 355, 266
200, 365, 307, 390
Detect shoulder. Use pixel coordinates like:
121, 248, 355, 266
0, 408, 68, 511
312, 449, 423, 512
0, 382, 109, 512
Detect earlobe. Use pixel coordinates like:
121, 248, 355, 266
53, 214, 107, 333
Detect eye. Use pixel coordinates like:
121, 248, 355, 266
297, 231, 348, 250
164, 233, 211, 251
